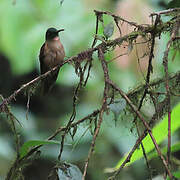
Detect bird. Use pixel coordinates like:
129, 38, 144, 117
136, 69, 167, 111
39, 27, 65, 94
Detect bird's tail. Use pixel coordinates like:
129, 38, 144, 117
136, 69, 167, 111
41, 68, 60, 95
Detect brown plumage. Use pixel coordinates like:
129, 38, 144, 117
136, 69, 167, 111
39, 28, 65, 94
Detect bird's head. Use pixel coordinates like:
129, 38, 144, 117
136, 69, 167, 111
45, 27, 64, 41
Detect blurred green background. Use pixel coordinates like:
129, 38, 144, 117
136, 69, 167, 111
0, 0, 180, 179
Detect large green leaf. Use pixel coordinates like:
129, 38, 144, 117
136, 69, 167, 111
19, 140, 61, 158
148, 142, 180, 159
115, 102, 180, 169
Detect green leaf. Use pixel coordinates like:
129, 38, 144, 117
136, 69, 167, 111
114, 102, 180, 169
109, 99, 126, 122
148, 142, 180, 159
103, 22, 114, 39
57, 163, 83, 180
20, 140, 61, 158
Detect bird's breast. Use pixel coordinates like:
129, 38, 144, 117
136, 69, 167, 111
43, 40, 65, 69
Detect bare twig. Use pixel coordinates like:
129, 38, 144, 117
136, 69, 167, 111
91, 10, 100, 47
26, 93, 30, 120
136, 124, 153, 180
82, 48, 110, 179
108, 52, 127, 63
135, 15, 160, 117
107, 80, 173, 179
108, 131, 148, 180
130, 15, 160, 179
150, 8, 180, 16
94, 10, 143, 29
84, 57, 93, 86
163, 19, 180, 168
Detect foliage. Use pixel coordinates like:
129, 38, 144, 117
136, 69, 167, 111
115, 102, 180, 168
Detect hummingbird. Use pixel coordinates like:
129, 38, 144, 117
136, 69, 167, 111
39, 27, 65, 94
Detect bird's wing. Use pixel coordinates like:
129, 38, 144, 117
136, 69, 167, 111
39, 42, 60, 94
39, 43, 47, 75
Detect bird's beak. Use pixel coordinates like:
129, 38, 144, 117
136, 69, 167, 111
57, 29, 64, 33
